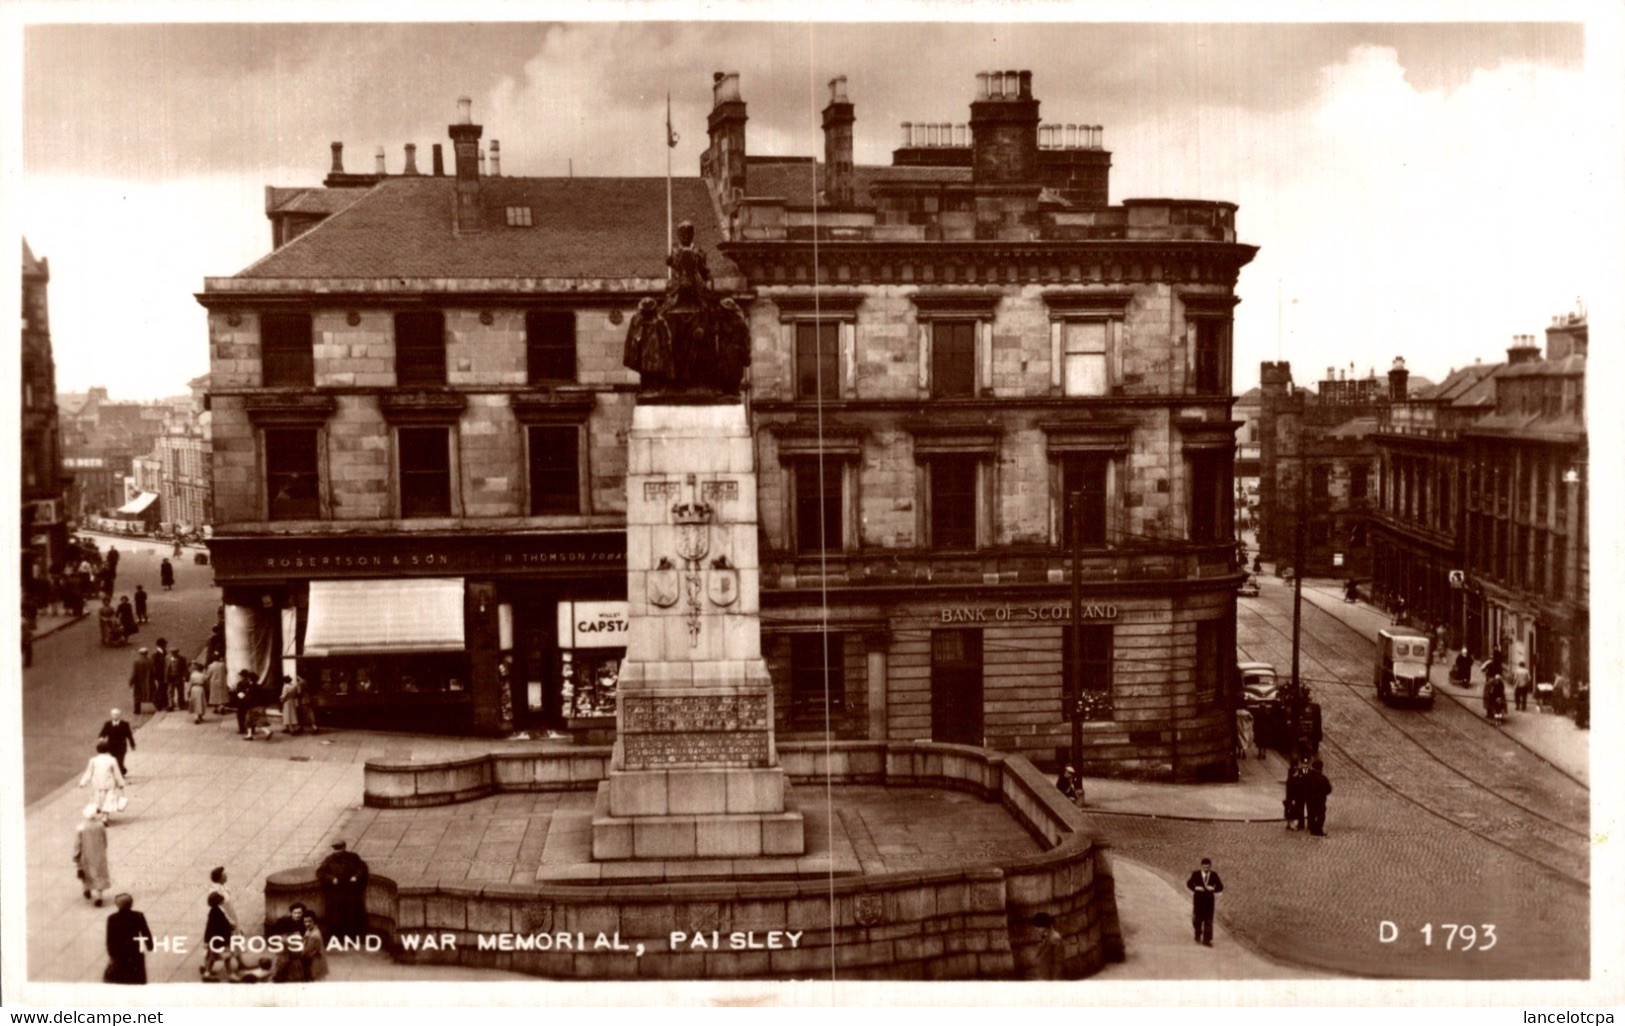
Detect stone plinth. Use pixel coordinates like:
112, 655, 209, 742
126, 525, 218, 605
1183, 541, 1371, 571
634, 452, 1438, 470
594, 402, 803, 859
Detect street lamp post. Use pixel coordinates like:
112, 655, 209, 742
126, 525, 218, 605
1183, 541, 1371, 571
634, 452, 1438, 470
1067, 491, 1084, 772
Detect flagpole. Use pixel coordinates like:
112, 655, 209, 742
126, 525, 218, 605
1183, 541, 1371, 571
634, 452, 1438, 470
666, 92, 674, 263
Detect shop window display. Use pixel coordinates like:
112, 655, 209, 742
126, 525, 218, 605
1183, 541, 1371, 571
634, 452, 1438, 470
561, 650, 621, 718
308, 652, 471, 705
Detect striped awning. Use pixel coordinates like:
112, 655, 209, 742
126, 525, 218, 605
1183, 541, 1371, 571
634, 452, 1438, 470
302, 578, 465, 656
116, 492, 158, 515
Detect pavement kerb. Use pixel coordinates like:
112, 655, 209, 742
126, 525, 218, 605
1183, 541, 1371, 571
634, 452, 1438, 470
32, 613, 89, 642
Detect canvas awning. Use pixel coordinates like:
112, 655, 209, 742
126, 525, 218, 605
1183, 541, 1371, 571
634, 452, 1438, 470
116, 492, 158, 515
302, 578, 466, 656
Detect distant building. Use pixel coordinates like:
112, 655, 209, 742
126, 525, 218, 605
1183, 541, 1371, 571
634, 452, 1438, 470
21, 239, 69, 591
59, 387, 169, 516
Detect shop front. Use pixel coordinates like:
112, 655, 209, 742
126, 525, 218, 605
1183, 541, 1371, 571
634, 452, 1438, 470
208, 531, 625, 737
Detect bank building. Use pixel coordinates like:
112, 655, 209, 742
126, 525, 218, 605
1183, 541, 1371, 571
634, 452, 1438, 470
200, 69, 1256, 781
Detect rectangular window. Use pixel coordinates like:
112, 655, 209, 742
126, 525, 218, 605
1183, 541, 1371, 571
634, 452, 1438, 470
395, 311, 446, 387
261, 313, 314, 388
795, 322, 840, 400
1062, 624, 1114, 721
1350, 464, 1369, 500
1188, 451, 1227, 544
398, 427, 451, 518
789, 632, 846, 726
1062, 321, 1108, 397
1060, 454, 1109, 546
526, 311, 576, 383
505, 206, 533, 227
1311, 465, 1331, 500
931, 321, 976, 398
794, 460, 843, 553
265, 428, 320, 520
929, 456, 978, 550
528, 426, 580, 515
1192, 319, 1229, 395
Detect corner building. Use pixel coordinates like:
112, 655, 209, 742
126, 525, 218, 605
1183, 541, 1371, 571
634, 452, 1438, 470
722, 71, 1256, 780
202, 71, 1255, 781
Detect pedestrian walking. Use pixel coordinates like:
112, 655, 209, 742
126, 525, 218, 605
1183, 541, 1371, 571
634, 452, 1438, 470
116, 596, 137, 639
106, 546, 120, 576
168, 648, 189, 711
150, 641, 170, 711
296, 676, 319, 734
79, 741, 126, 817
200, 892, 236, 981
1235, 707, 1259, 762
1301, 758, 1333, 837
206, 654, 229, 711
1512, 661, 1533, 712
207, 866, 239, 932
133, 584, 148, 624
317, 840, 370, 941
232, 670, 257, 738
128, 648, 153, 714
188, 661, 209, 723
1185, 858, 1224, 946
1055, 764, 1080, 804
75, 805, 112, 906
98, 599, 123, 647
1284, 756, 1308, 830
1025, 912, 1066, 979
98, 709, 137, 776
159, 558, 175, 591
104, 894, 153, 984
280, 675, 303, 735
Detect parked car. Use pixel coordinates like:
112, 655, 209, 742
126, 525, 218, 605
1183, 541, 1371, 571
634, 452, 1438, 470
1238, 575, 1261, 598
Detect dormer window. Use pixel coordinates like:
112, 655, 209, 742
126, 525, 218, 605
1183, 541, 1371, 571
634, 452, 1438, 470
505, 206, 533, 227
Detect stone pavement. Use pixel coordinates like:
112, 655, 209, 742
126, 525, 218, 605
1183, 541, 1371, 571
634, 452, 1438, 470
24, 704, 1328, 986
1296, 582, 1588, 785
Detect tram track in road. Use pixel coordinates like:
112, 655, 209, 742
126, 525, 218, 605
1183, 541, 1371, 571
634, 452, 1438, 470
1237, 597, 1589, 888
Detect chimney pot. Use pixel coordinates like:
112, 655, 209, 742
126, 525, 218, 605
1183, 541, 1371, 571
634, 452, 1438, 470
457, 96, 473, 125
901, 121, 913, 147
1019, 70, 1033, 99
489, 140, 501, 177
478, 149, 486, 176
403, 143, 419, 175
829, 75, 848, 103
976, 72, 990, 100
330, 142, 344, 173
375, 146, 386, 175
712, 71, 742, 105
1005, 70, 1019, 97
432, 143, 444, 176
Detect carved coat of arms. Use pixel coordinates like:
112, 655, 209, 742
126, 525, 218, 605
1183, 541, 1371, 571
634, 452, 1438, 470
647, 557, 680, 609
707, 556, 739, 607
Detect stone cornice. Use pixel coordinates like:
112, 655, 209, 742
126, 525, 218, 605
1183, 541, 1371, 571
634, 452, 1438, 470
751, 394, 1235, 415
242, 392, 337, 427
378, 390, 468, 425
510, 392, 598, 425
722, 239, 1257, 290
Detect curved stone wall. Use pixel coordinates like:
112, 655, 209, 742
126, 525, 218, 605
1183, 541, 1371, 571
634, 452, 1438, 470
273, 741, 1120, 980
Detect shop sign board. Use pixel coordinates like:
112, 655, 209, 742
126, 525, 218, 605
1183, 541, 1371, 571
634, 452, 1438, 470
558, 600, 631, 649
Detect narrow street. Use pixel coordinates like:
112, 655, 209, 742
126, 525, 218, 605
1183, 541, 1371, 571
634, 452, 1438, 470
1084, 573, 1590, 979
21, 534, 221, 805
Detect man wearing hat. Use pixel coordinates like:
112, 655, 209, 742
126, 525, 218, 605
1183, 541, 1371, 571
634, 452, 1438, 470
1185, 857, 1224, 946
129, 649, 153, 715
98, 709, 137, 777
317, 840, 370, 942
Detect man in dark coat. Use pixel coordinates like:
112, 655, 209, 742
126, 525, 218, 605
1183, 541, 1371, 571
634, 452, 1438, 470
104, 893, 153, 984
159, 558, 174, 591
150, 641, 170, 711
116, 596, 137, 638
99, 709, 137, 776
133, 584, 149, 624
1185, 858, 1224, 946
167, 649, 189, 711
1302, 758, 1334, 837
231, 670, 257, 737
317, 840, 370, 941
129, 649, 152, 714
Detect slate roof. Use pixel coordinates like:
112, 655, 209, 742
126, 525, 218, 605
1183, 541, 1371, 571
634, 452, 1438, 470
744, 158, 970, 208
1497, 354, 1585, 378
237, 175, 731, 281
1326, 415, 1378, 439
22, 238, 45, 276
267, 187, 371, 216
1421, 363, 1503, 408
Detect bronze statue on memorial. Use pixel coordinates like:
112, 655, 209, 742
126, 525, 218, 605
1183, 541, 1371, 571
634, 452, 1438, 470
623, 220, 750, 397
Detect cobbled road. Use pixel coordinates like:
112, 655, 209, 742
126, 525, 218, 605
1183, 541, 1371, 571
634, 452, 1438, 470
1084, 583, 1589, 980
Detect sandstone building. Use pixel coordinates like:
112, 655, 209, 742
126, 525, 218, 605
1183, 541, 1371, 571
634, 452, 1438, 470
201, 72, 1256, 780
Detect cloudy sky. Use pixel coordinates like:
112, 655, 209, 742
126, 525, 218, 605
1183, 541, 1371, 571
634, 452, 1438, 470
8, 8, 1613, 400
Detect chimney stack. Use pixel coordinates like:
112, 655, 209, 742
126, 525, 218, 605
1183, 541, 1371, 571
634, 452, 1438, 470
375, 146, 386, 175
432, 144, 444, 176
330, 142, 344, 173
821, 76, 855, 208
1388, 356, 1409, 401
970, 68, 1041, 184
489, 140, 501, 177
449, 95, 484, 232
404, 143, 420, 175
1506, 334, 1541, 365
705, 71, 748, 206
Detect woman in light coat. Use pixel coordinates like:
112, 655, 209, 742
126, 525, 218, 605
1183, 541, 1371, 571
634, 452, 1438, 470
78, 741, 126, 817
280, 676, 302, 735
188, 661, 209, 723
74, 805, 111, 905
